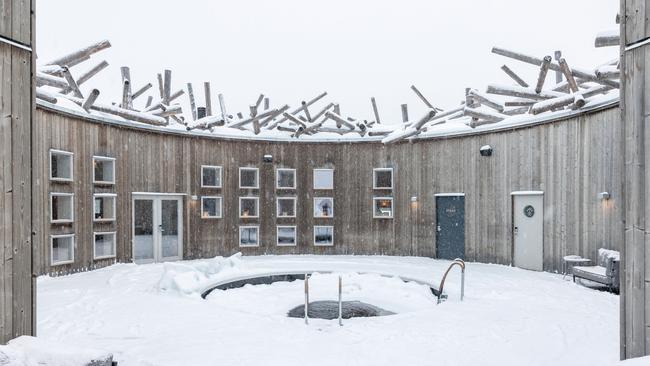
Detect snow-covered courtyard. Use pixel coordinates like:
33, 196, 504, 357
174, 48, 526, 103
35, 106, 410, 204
36, 255, 622, 366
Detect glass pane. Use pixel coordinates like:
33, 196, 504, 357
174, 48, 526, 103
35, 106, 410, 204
314, 170, 333, 189
375, 170, 393, 188
94, 159, 114, 183
202, 197, 221, 218
277, 198, 295, 217
52, 236, 73, 263
277, 170, 295, 188
314, 198, 334, 217
94, 196, 115, 220
240, 198, 258, 217
277, 227, 296, 246
314, 227, 333, 246
202, 167, 220, 187
52, 195, 73, 221
51, 153, 72, 180
240, 169, 258, 188
134, 199, 154, 261
161, 199, 179, 258
374, 199, 393, 217
95, 233, 115, 258
240, 227, 258, 246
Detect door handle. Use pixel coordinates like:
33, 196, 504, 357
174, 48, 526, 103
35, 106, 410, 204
514, 226, 518, 235
158, 225, 165, 233
436, 225, 441, 232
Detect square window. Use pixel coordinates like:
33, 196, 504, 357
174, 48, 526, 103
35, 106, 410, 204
277, 197, 296, 218
277, 226, 297, 246
313, 169, 333, 189
314, 197, 334, 218
93, 156, 115, 184
50, 193, 74, 223
94, 194, 117, 222
373, 197, 394, 218
51, 234, 74, 265
201, 165, 222, 188
373, 168, 393, 189
50, 149, 73, 181
276, 168, 296, 189
239, 226, 259, 247
94, 232, 116, 259
239, 197, 259, 218
201, 196, 222, 218
314, 226, 334, 246
240, 167, 259, 189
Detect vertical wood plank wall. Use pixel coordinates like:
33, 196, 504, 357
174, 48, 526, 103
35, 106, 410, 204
33, 104, 623, 278
0, 0, 34, 344
621, 0, 649, 359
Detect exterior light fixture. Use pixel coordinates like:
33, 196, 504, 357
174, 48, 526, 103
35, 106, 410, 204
191, 195, 198, 201
263, 154, 273, 163
598, 191, 611, 200
410, 196, 418, 209
479, 145, 493, 157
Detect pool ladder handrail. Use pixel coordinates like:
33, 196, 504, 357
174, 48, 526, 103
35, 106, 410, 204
436, 258, 465, 304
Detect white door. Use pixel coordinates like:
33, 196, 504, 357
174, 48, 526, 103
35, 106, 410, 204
512, 192, 543, 271
132, 194, 183, 263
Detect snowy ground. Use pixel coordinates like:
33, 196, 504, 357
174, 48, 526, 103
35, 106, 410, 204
37, 255, 625, 366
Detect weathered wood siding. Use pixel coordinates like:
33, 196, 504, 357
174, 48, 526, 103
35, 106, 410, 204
0, 0, 34, 344
33, 104, 623, 279
621, 0, 649, 359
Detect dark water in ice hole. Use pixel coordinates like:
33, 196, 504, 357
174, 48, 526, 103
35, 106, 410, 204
287, 300, 395, 319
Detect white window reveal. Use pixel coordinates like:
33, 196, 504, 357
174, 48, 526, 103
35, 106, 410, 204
94, 232, 116, 260
313, 169, 334, 189
93, 156, 116, 184
276, 168, 296, 189
314, 226, 334, 246
51, 234, 74, 265
239, 197, 259, 218
50, 193, 74, 223
50, 149, 73, 181
240, 167, 259, 189
239, 226, 259, 247
94, 193, 117, 222
314, 197, 334, 218
201, 196, 222, 218
277, 226, 297, 246
277, 197, 297, 218
373, 197, 394, 218
373, 168, 393, 189
201, 165, 222, 188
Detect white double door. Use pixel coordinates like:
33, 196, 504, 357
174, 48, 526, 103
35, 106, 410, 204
132, 194, 183, 263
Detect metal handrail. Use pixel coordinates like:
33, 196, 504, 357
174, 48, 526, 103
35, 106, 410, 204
437, 258, 465, 304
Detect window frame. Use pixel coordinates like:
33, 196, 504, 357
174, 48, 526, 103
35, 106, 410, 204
239, 225, 260, 247
201, 165, 223, 188
93, 231, 117, 260
373, 197, 394, 219
92, 155, 116, 185
50, 234, 75, 266
49, 192, 74, 224
49, 149, 74, 182
276, 168, 297, 189
239, 196, 260, 218
313, 197, 334, 218
373, 168, 394, 190
313, 225, 334, 246
276, 225, 297, 247
93, 193, 117, 222
313, 168, 334, 190
239, 167, 259, 189
201, 196, 223, 219
276, 196, 297, 218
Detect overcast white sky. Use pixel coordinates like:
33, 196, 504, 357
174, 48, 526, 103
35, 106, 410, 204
36, 0, 619, 124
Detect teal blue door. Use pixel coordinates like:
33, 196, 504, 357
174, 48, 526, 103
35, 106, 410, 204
435, 195, 465, 260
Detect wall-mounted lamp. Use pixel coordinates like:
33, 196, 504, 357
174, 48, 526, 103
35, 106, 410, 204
479, 145, 493, 157
410, 196, 418, 209
598, 191, 611, 200
263, 154, 273, 163
191, 195, 198, 201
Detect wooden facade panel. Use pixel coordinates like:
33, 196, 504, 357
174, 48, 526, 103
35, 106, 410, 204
34, 106, 623, 282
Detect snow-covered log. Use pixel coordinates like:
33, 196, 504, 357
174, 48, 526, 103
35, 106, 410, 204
64, 95, 168, 125
121, 66, 132, 109
530, 94, 577, 115
410, 85, 438, 110
283, 112, 307, 128
61, 66, 83, 98
261, 105, 290, 128
468, 90, 504, 112
131, 83, 152, 101
186, 115, 226, 130
595, 65, 620, 79
36, 72, 69, 89
371, 97, 381, 124
273, 92, 328, 126
218, 93, 230, 123
535, 56, 552, 94
325, 111, 356, 130
504, 98, 535, 107
558, 58, 578, 93
187, 83, 197, 121
153, 104, 183, 117
44, 39, 111, 66
502, 106, 529, 115
163, 69, 172, 105
382, 126, 421, 144
487, 84, 564, 100
81, 89, 100, 112
204, 82, 212, 116
595, 29, 619, 48
463, 107, 507, 122
35, 88, 58, 104
411, 109, 437, 129
500, 65, 529, 87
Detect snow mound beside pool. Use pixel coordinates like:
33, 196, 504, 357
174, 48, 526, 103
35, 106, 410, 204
157, 252, 243, 296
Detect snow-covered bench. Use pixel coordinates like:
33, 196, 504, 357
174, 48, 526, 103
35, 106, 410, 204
572, 248, 620, 292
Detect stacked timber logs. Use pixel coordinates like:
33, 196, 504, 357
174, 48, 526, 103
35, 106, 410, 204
36, 26, 619, 143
